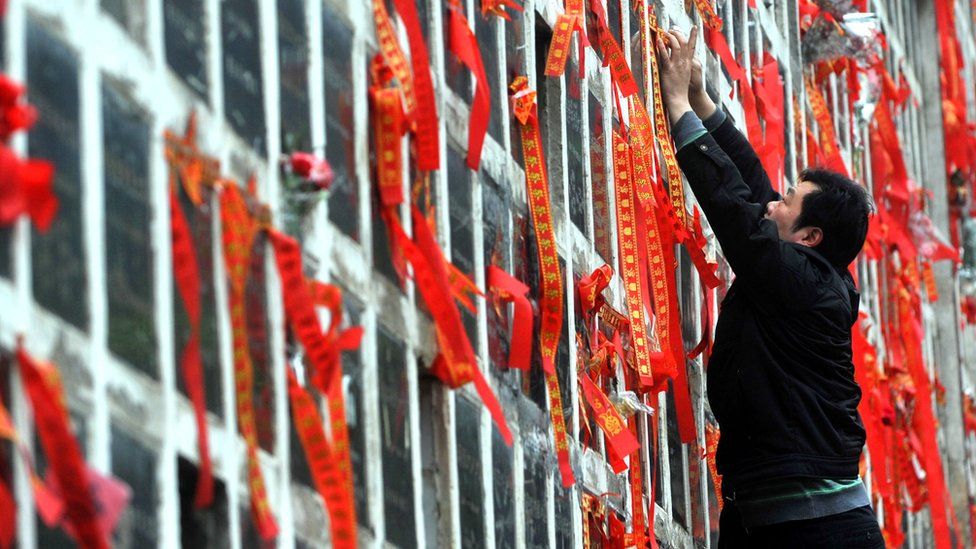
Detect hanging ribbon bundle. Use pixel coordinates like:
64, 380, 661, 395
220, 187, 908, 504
486, 266, 534, 371
16, 345, 109, 549
543, 0, 586, 78
268, 229, 361, 548
164, 114, 220, 510
372, 0, 441, 171
219, 184, 278, 540
0, 74, 56, 232
510, 75, 574, 486
448, 6, 492, 169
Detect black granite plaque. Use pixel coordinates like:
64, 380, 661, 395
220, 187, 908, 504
589, 91, 612, 262
371, 186, 401, 288
0, 227, 11, 279
448, 146, 474, 276
554, 484, 574, 548
341, 295, 370, 528
666, 382, 688, 526
607, 0, 622, 45
629, 23, 645, 101
222, 0, 266, 153
456, 397, 485, 549
173, 187, 223, 417
324, 11, 359, 241
506, 7, 526, 167
247, 232, 274, 452
179, 458, 231, 549
523, 443, 548, 548
445, 3, 470, 100
102, 0, 147, 46
164, 0, 208, 100
567, 59, 587, 231
111, 427, 159, 547
378, 326, 416, 547
557, 257, 573, 422
482, 174, 512, 373
492, 427, 516, 548
289, 399, 314, 486
27, 20, 88, 332
512, 212, 546, 408
476, 12, 503, 141
103, 80, 157, 379
277, 0, 311, 152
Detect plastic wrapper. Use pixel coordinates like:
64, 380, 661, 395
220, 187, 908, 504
801, 12, 881, 66
909, 210, 960, 262
610, 390, 655, 419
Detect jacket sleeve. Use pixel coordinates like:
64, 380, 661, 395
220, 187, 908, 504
709, 113, 782, 207
675, 131, 798, 292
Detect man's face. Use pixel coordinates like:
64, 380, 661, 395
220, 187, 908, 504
764, 180, 821, 245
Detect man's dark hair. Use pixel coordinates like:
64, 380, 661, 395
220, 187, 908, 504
792, 168, 875, 268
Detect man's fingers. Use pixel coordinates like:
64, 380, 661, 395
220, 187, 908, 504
688, 25, 699, 53
665, 31, 680, 55
656, 37, 671, 68
670, 28, 688, 46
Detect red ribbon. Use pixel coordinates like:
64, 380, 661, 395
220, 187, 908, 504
448, 9, 491, 170
511, 76, 574, 486
169, 188, 214, 509
390, 0, 440, 171
579, 374, 639, 461
287, 369, 358, 548
17, 345, 108, 549
0, 143, 57, 232
220, 185, 279, 540
486, 266, 533, 371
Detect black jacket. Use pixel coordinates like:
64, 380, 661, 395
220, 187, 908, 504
674, 116, 866, 492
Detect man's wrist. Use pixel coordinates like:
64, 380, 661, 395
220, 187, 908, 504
666, 99, 694, 125
690, 89, 717, 119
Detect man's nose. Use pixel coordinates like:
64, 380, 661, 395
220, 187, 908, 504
766, 201, 776, 215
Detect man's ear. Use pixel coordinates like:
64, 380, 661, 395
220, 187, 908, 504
798, 227, 823, 248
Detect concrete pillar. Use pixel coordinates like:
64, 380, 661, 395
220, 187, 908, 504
913, 0, 971, 541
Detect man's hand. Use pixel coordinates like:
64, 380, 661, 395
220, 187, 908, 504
656, 26, 703, 124
683, 28, 718, 121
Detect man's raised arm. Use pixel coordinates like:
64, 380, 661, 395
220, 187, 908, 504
657, 27, 787, 283
675, 29, 781, 208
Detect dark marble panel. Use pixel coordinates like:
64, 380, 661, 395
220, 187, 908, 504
588, 91, 612, 262
247, 232, 274, 452
378, 326, 416, 548
173, 187, 223, 417
164, 0, 208, 100
505, 6, 526, 167
523, 443, 548, 548
482, 174, 512, 373
179, 458, 231, 549
554, 484, 574, 548
444, 4, 470, 100
103, 80, 156, 379
475, 12, 503, 142
111, 427, 159, 547
567, 60, 587, 232
278, 0, 312, 152
222, 0, 266, 153
456, 396, 485, 549
0, 227, 10, 279
492, 425, 516, 548
102, 0, 147, 46
666, 383, 688, 527
341, 295, 370, 527
27, 21, 88, 332
323, 12, 359, 241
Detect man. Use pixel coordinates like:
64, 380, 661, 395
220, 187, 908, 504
655, 27, 882, 547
